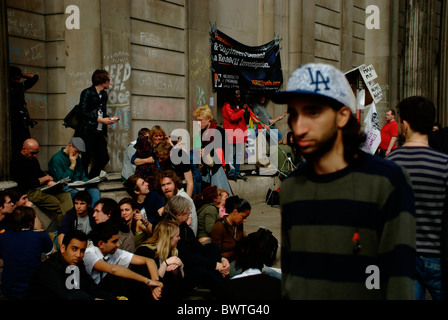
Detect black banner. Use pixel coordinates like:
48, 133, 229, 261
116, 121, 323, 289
210, 28, 283, 94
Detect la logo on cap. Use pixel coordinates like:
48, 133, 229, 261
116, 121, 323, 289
307, 67, 331, 93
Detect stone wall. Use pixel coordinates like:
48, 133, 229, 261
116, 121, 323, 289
1, 0, 447, 180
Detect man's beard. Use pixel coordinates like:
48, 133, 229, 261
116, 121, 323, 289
164, 188, 178, 199
301, 129, 338, 163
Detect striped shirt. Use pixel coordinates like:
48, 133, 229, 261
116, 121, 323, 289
388, 146, 448, 257
280, 152, 416, 300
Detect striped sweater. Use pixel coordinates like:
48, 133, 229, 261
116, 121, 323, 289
280, 152, 416, 300
388, 146, 448, 257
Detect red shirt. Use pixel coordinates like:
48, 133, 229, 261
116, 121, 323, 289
379, 120, 398, 150
222, 102, 248, 144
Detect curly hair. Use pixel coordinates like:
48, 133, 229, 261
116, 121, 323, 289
193, 105, 214, 121
153, 140, 172, 157
192, 185, 219, 209
156, 170, 183, 190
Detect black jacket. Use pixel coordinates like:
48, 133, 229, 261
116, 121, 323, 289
9, 74, 39, 130
27, 251, 115, 300
75, 85, 109, 137
177, 222, 218, 271
10, 152, 45, 190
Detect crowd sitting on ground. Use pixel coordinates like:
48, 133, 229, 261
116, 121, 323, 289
0, 112, 284, 300
0, 173, 280, 300
8, 63, 448, 302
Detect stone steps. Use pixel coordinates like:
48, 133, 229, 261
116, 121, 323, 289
1, 164, 281, 206
100, 165, 280, 205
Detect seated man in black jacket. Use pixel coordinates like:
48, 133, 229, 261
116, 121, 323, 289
10, 138, 72, 230
28, 230, 118, 300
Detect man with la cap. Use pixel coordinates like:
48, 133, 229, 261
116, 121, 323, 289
48, 137, 101, 206
272, 63, 416, 300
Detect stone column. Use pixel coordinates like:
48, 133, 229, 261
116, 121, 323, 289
0, 0, 9, 179
365, 0, 393, 125
403, 0, 438, 99
64, 0, 102, 146
438, 2, 448, 125
187, 0, 211, 128
100, 0, 132, 172
288, 0, 315, 72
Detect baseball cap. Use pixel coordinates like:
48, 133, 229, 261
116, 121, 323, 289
271, 63, 356, 113
69, 137, 86, 153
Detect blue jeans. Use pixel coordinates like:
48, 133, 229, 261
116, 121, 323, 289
415, 255, 448, 300
228, 143, 243, 176
265, 126, 282, 143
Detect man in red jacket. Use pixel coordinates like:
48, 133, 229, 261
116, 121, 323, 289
222, 89, 248, 181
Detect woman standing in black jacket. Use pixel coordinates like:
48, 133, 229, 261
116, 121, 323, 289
75, 70, 119, 179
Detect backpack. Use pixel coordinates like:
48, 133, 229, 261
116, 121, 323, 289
63, 104, 81, 130
266, 187, 280, 207
254, 227, 279, 267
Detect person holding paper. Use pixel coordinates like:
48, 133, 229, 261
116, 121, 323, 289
74, 69, 119, 179
48, 137, 101, 207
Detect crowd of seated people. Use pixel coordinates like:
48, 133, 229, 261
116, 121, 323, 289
0, 117, 282, 301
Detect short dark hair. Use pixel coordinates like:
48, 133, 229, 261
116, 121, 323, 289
91, 69, 109, 86
9, 206, 36, 231
125, 175, 140, 199
0, 190, 10, 208
9, 66, 22, 79
225, 196, 251, 214
8, 186, 27, 204
234, 232, 266, 271
95, 198, 120, 220
62, 229, 88, 248
118, 197, 138, 210
396, 96, 436, 135
90, 221, 120, 247
138, 127, 151, 139
95, 198, 129, 233
73, 190, 92, 206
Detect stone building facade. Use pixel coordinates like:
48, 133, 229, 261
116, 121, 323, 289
0, 0, 446, 180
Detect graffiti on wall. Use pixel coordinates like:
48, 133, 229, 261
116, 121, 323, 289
104, 51, 132, 171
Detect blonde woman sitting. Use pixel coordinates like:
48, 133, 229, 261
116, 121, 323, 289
133, 219, 184, 300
